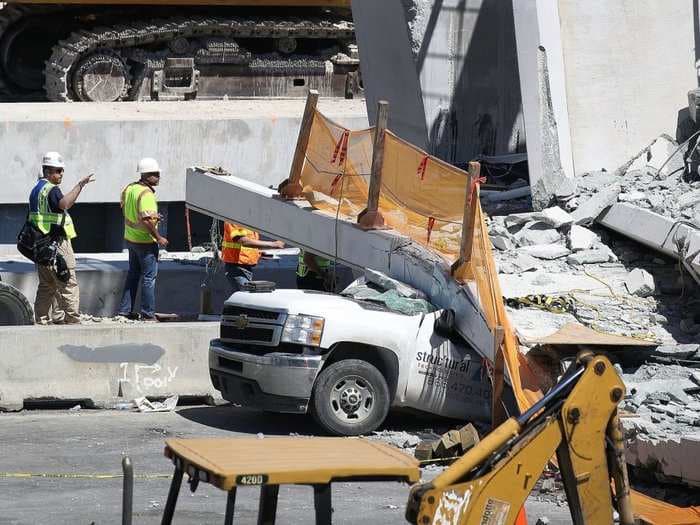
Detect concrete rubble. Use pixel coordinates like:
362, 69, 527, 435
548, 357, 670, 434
489, 132, 700, 490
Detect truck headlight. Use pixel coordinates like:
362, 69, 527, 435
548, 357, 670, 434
281, 314, 325, 346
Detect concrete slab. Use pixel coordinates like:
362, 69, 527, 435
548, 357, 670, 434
0, 322, 220, 409
597, 203, 700, 282
185, 168, 495, 363
0, 99, 367, 205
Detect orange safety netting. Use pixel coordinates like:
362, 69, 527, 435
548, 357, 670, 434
300, 108, 542, 411
298, 109, 699, 523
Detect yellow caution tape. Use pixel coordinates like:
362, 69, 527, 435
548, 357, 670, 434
0, 472, 171, 480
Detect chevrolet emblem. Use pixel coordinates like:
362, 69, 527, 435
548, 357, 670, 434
234, 314, 249, 330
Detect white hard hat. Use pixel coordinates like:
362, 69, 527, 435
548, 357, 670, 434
42, 151, 65, 169
137, 157, 160, 174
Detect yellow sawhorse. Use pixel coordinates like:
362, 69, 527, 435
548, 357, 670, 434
161, 437, 420, 525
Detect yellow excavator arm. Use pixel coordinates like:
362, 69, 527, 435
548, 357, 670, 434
406, 353, 635, 525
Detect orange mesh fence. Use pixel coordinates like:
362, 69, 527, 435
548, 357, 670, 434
301, 110, 467, 260
297, 106, 698, 525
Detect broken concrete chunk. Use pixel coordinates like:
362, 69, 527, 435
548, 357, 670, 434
512, 253, 540, 273
489, 235, 514, 251
414, 424, 480, 462
626, 134, 684, 178
624, 268, 655, 297
677, 190, 700, 210
691, 372, 700, 387
571, 184, 621, 225
618, 191, 647, 203
567, 224, 597, 252
540, 206, 574, 228
515, 221, 561, 247
503, 207, 573, 230
566, 249, 611, 265
653, 344, 700, 360
519, 244, 571, 260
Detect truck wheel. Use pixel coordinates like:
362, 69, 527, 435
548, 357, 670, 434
0, 282, 34, 325
311, 359, 390, 436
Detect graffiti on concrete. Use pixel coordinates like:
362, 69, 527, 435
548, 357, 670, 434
119, 362, 178, 393
59, 343, 164, 364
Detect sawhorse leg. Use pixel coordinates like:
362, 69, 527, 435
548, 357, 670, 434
161, 467, 184, 525
313, 484, 332, 525
224, 488, 237, 525
257, 485, 280, 525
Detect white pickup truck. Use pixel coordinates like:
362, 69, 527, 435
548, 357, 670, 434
208, 276, 492, 436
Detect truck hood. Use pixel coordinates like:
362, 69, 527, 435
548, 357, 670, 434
227, 289, 424, 350
228, 289, 415, 317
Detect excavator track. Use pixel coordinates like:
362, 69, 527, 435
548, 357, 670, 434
44, 15, 355, 101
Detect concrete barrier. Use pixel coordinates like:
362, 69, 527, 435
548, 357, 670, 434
0, 250, 356, 317
0, 322, 219, 410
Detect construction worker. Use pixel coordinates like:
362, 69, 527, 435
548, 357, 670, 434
296, 250, 334, 292
220, 222, 284, 292
29, 152, 94, 324
117, 158, 168, 321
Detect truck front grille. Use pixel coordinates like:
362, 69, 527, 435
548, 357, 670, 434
222, 305, 285, 323
220, 322, 280, 346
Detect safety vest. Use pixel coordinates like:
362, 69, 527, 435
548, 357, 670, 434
297, 250, 332, 278
222, 223, 260, 266
121, 182, 158, 243
28, 180, 77, 239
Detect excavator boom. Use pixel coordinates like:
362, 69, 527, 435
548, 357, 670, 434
406, 353, 634, 525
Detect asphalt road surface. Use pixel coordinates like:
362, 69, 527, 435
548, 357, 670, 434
0, 406, 572, 524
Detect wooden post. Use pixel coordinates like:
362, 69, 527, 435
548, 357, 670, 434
491, 326, 507, 430
280, 90, 319, 200
451, 161, 481, 279
358, 100, 389, 230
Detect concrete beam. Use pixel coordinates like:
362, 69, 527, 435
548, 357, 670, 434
0, 99, 367, 205
185, 168, 495, 362
0, 322, 220, 410
597, 203, 700, 282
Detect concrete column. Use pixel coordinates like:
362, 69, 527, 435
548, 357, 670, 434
512, 0, 575, 209
352, 0, 525, 164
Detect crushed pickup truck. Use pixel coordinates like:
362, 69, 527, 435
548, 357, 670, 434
209, 269, 492, 435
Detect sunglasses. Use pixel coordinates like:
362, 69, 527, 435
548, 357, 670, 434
48, 168, 64, 174
144, 172, 161, 178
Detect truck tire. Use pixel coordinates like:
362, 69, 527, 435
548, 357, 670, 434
0, 281, 34, 326
311, 359, 390, 436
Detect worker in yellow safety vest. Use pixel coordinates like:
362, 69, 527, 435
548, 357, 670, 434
28, 151, 94, 324
220, 222, 284, 291
296, 250, 334, 291
117, 158, 169, 321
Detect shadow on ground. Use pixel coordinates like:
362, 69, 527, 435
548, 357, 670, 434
176, 404, 466, 437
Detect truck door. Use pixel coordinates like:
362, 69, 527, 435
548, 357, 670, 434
403, 311, 491, 421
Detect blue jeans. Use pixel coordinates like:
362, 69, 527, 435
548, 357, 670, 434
225, 263, 253, 293
118, 242, 158, 318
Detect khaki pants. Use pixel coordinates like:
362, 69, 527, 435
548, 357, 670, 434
35, 238, 80, 324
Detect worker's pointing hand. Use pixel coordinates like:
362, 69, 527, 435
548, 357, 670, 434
79, 173, 95, 187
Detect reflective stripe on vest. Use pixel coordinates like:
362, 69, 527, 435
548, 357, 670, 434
122, 183, 156, 243
28, 181, 77, 239
297, 251, 331, 278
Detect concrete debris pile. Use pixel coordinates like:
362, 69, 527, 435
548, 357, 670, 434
488, 159, 700, 490
413, 423, 480, 462
621, 362, 700, 488
488, 201, 698, 341
574, 134, 699, 227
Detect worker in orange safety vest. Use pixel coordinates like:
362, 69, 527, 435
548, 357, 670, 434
220, 222, 284, 291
